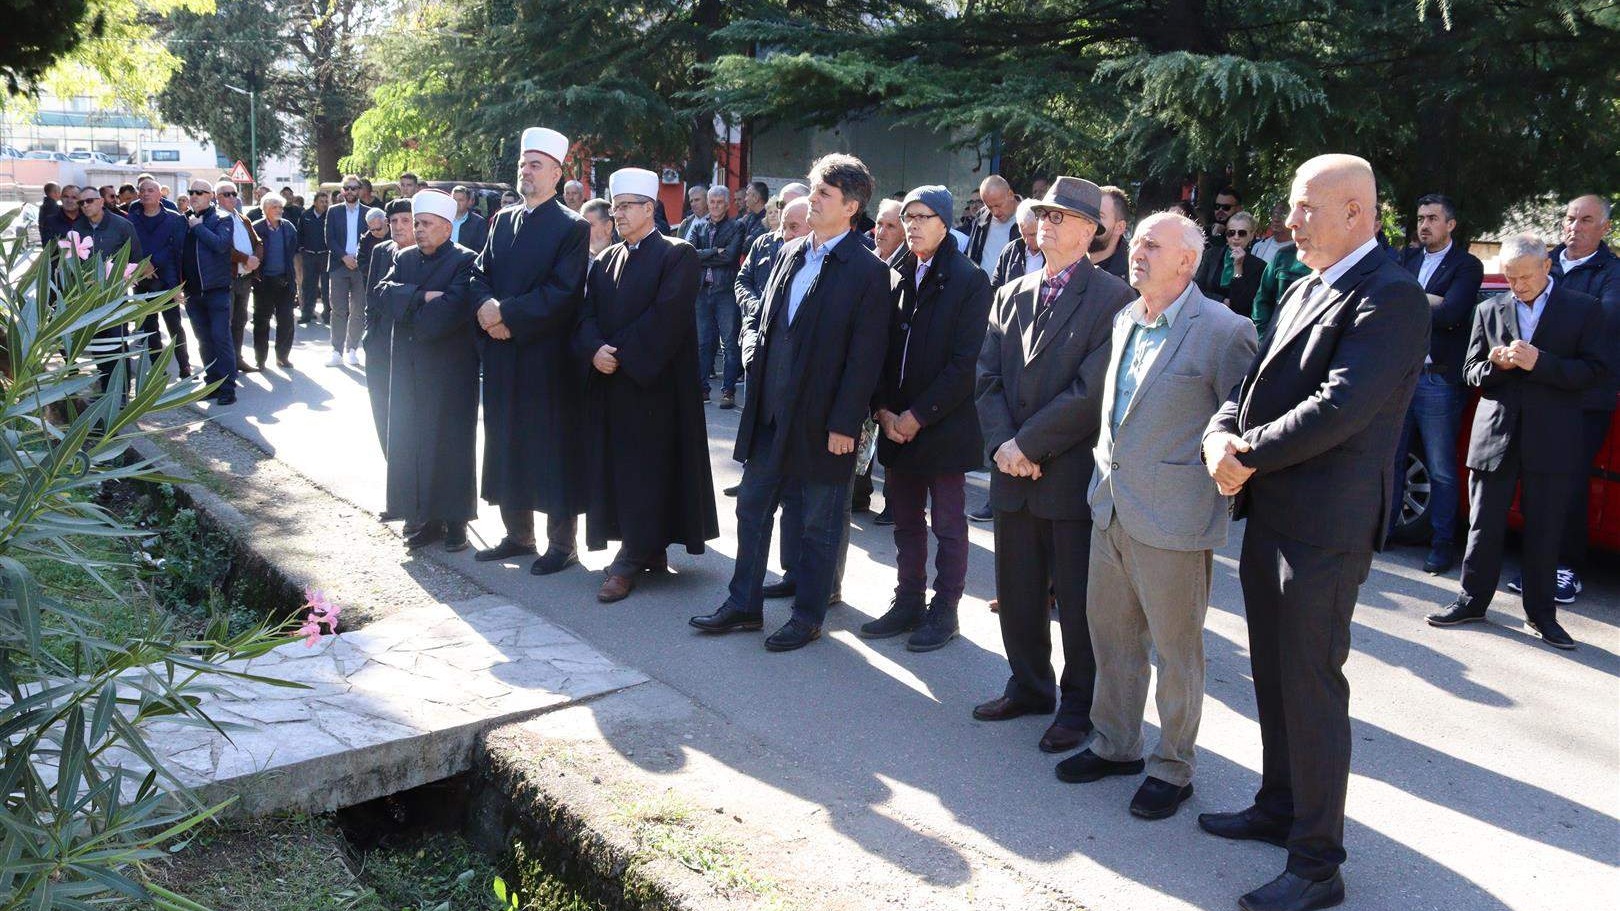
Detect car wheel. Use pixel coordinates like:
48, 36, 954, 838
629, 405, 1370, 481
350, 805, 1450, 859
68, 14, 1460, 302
1392, 444, 1434, 545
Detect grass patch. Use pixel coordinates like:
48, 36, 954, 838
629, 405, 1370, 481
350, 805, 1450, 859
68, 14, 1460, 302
140, 815, 385, 911
612, 791, 779, 903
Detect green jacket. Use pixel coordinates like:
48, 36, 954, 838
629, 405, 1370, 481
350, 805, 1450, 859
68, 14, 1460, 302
1252, 242, 1312, 335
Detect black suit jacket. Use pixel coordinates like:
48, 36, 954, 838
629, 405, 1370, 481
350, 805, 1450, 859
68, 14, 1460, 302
1208, 245, 1430, 552
456, 211, 490, 253
1400, 243, 1484, 384
975, 258, 1135, 520
1195, 246, 1264, 319
735, 232, 892, 483
876, 240, 993, 474
1464, 285, 1605, 474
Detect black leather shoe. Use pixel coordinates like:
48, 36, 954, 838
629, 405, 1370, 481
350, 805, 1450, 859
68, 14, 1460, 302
722, 484, 740, 497
1198, 806, 1290, 847
475, 539, 537, 563
761, 579, 796, 599
1422, 542, 1455, 574
1039, 723, 1090, 754
1055, 749, 1143, 783
530, 550, 580, 575
443, 524, 469, 553
1238, 870, 1345, 911
1526, 616, 1577, 650
689, 605, 764, 633
858, 597, 924, 639
378, 510, 401, 522
215, 392, 236, 405
872, 506, 894, 526
971, 696, 1053, 722
1426, 600, 1487, 627
764, 618, 821, 652
404, 521, 445, 550
1130, 777, 1194, 820
967, 503, 993, 523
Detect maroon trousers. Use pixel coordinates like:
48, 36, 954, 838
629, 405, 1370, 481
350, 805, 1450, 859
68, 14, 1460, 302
886, 468, 968, 605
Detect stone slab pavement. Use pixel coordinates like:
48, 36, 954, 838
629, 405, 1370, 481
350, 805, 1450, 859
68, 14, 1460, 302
164, 331, 1618, 910
136, 592, 645, 816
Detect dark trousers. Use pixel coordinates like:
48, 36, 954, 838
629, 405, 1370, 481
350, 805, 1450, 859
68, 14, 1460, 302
888, 469, 968, 604
993, 506, 1094, 729
135, 280, 189, 373
1390, 372, 1464, 544
184, 287, 236, 388
363, 317, 392, 455
1459, 440, 1575, 621
729, 423, 850, 627
1239, 518, 1371, 882
229, 275, 252, 367
299, 251, 329, 320
779, 477, 851, 595
251, 274, 296, 365
499, 505, 576, 555
1558, 409, 1611, 573
696, 283, 741, 394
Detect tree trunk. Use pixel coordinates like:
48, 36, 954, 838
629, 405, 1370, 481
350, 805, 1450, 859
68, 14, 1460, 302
313, 115, 344, 183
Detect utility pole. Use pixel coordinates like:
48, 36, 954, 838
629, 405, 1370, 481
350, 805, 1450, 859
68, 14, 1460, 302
223, 83, 257, 191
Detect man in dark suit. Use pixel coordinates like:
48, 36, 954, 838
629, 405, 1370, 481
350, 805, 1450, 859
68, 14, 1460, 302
1201, 155, 1429, 911
1391, 193, 1484, 573
1545, 194, 1619, 600
451, 185, 490, 253
689, 153, 891, 652
971, 176, 1135, 753
1427, 235, 1604, 650
298, 193, 330, 325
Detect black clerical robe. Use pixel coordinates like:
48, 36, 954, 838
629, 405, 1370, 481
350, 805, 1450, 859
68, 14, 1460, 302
376, 241, 480, 523
364, 239, 404, 455
575, 233, 718, 556
470, 198, 591, 514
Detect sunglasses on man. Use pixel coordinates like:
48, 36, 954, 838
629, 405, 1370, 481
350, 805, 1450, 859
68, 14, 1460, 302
1225, 228, 1250, 238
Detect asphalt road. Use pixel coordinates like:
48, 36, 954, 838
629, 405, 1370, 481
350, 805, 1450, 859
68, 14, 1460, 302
188, 328, 1619, 911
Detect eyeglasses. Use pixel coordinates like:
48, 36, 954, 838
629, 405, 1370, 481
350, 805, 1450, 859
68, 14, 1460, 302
218, 191, 237, 197
1214, 202, 1236, 211
899, 213, 940, 225
1035, 209, 1071, 225
342, 185, 361, 191
188, 189, 210, 195
78, 197, 100, 205
609, 200, 652, 214
1225, 228, 1250, 237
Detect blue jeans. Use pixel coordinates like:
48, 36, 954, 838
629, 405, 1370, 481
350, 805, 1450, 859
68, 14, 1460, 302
728, 424, 851, 627
1391, 372, 1463, 544
696, 283, 741, 394
779, 475, 852, 593
185, 287, 236, 389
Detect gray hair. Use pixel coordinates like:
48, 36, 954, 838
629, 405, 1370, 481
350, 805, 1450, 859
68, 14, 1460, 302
707, 185, 731, 202
1015, 197, 1040, 227
213, 180, 236, 194
1499, 233, 1548, 264
780, 182, 810, 202
1572, 194, 1613, 220
1137, 210, 1207, 272
365, 208, 385, 223
260, 194, 285, 210
877, 198, 903, 218
1228, 210, 1256, 232
563, 180, 585, 193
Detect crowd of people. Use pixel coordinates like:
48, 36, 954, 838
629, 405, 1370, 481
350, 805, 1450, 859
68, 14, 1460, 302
33, 127, 1618, 911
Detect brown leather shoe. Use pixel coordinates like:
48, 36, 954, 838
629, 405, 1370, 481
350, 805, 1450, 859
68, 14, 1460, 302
597, 574, 634, 603
988, 599, 999, 613
972, 695, 1054, 722
1039, 722, 1090, 754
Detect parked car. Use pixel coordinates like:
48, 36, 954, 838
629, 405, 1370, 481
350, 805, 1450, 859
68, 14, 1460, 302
1393, 274, 1620, 552
0, 146, 23, 159
23, 150, 72, 162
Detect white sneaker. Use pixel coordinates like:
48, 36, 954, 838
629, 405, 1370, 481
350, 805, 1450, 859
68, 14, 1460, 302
344, 349, 361, 367
325, 350, 342, 367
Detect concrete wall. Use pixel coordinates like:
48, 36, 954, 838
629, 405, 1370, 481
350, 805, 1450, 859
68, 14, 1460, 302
749, 117, 989, 215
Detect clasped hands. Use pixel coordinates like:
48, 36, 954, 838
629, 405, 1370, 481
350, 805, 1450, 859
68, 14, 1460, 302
477, 299, 511, 340
1203, 432, 1255, 496
994, 439, 1041, 480
593, 344, 618, 374
1489, 339, 1538, 371
876, 408, 922, 445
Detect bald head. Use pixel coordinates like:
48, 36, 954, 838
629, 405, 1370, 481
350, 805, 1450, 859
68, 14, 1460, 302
979, 175, 1017, 222
780, 197, 811, 241
1287, 154, 1378, 271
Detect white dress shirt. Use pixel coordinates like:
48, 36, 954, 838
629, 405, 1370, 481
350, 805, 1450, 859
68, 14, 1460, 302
1418, 241, 1452, 290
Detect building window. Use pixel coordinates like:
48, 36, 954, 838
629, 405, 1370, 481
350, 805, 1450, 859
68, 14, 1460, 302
148, 149, 180, 162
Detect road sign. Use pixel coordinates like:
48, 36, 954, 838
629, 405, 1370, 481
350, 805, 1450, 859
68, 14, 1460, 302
225, 160, 254, 184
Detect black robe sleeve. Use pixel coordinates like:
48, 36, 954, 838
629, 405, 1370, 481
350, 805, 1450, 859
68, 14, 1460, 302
413, 251, 479, 342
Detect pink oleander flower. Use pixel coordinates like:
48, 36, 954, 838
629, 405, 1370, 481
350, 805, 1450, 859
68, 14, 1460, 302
102, 260, 138, 281
291, 588, 342, 647
58, 230, 92, 261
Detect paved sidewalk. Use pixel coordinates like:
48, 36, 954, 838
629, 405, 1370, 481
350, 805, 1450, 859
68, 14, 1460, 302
162, 332, 1619, 910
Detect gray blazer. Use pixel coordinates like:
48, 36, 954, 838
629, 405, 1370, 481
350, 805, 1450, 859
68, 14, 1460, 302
976, 257, 1135, 520
1090, 287, 1258, 551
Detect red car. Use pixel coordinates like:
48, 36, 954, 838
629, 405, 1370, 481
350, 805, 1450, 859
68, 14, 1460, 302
1392, 275, 1620, 551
